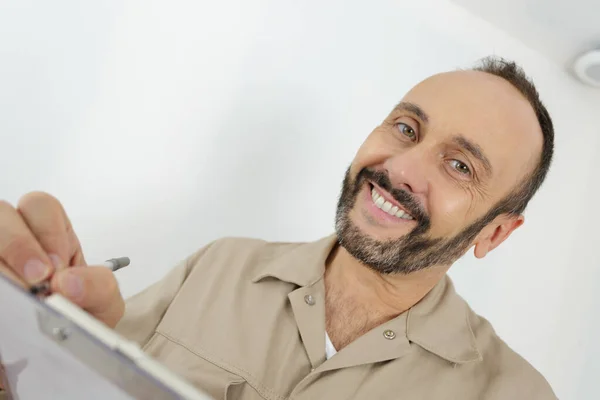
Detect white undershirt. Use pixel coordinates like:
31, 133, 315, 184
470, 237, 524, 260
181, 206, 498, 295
325, 331, 338, 359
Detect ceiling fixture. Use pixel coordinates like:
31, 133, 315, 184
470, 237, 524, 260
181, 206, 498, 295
572, 49, 600, 88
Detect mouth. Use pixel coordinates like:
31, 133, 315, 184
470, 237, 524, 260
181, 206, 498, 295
368, 183, 414, 220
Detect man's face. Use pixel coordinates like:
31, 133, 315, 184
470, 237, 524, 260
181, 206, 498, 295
335, 71, 543, 274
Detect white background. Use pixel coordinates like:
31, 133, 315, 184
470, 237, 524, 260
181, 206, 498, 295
1, 0, 599, 398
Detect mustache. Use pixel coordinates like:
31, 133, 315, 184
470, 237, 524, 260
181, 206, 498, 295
358, 168, 428, 223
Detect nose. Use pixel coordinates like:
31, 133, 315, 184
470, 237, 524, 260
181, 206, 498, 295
382, 149, 430, 198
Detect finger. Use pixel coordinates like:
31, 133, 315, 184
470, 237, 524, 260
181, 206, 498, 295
0, 258, 28, 290
50, 266, 124, 328
17, 192, 86, 269
55, 195, 87, 266
0, 200, 54, 284
17, 192, 69, 270
67, 226, 87, 267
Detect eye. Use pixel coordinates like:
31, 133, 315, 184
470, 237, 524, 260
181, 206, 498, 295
449, 159, 471, 176
396, 122, 417, 141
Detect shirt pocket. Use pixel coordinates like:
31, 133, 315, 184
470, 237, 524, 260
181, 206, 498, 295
223, 379, 245, 399
223, 379, 271, 400
143, 332, 247, 399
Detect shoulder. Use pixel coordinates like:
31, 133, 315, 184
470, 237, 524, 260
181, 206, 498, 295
188, 236, 305, 262
184, 236, 306, 276
467, 307, 557, 400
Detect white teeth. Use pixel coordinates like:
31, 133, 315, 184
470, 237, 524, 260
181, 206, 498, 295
370, 187, 414, 220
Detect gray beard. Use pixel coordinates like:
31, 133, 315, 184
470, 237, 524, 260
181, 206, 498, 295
334, 166, 493, 274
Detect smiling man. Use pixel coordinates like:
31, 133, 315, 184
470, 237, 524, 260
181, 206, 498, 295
0, 56, 556, 399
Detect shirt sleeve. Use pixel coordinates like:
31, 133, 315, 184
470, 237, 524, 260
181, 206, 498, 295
114, 241, 216, 348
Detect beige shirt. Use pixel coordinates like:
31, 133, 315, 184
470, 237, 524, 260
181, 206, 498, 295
115, 235, 557, 400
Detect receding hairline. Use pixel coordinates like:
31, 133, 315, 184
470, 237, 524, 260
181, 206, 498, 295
465, 69, 546, 183
421, 69, 538, 101
404, 69, 545, 193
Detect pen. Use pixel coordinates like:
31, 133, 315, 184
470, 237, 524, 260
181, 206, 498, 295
29, 257, 131, 296
103, 257, 131, 272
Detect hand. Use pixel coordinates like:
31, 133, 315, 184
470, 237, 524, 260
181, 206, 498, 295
0, 192, 125, 328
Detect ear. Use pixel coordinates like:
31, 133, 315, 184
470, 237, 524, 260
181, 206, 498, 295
473, 214, 524, 259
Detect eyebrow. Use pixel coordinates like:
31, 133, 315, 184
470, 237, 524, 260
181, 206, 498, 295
394, 101, 429, 123
393, 102, 492, 176
452, 135, 493, 176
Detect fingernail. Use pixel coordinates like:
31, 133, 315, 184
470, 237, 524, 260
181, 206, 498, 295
23, 259, 51, 283
59, 272, 84, 299
49, 254, 64, 270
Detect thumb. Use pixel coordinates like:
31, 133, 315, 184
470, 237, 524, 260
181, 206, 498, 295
50, 266, 125, 328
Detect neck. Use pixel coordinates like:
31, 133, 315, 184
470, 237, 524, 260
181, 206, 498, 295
325, 243, 449, 323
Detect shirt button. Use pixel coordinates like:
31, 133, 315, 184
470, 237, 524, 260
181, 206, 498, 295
383, 329, 396, 340
304, 294, 315, 306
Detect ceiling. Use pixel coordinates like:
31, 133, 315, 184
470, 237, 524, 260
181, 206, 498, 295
452, 0, 600, 67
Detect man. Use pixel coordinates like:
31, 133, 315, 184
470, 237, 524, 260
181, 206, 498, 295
0, 56, 557, 399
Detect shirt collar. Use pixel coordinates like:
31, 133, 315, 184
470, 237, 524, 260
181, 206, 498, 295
251, 235, 336, 287
252, 234, 482, 364
406, 275, 482, 363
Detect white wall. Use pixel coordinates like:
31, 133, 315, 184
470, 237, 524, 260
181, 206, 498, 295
1, 0, 599, 398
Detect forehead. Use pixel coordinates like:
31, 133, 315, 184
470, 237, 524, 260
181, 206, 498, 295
401, 71, 543, 195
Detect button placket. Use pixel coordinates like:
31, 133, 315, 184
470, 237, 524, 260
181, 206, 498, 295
288, 284, 327, 371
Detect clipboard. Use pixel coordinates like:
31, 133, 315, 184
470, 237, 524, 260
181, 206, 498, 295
0, 273, 213, 400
